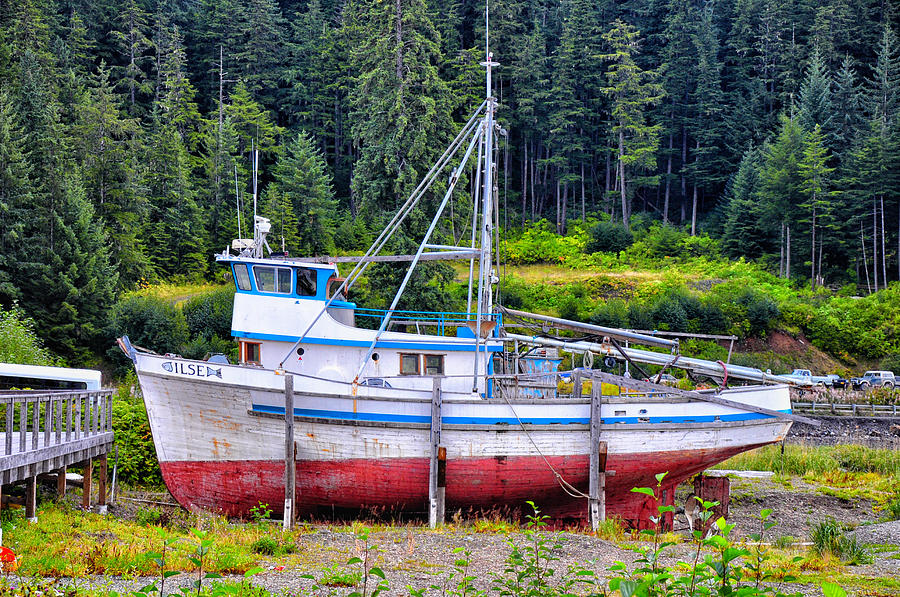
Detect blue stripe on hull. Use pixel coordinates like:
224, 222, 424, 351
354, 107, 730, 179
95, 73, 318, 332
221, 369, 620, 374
233, 331, 503, 352
251, 404, 791, 426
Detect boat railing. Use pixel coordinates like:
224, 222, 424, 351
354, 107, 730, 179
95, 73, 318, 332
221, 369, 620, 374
329, 306, 502, 337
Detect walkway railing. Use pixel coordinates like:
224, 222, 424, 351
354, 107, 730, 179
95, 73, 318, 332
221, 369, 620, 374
0, 389, 116, 517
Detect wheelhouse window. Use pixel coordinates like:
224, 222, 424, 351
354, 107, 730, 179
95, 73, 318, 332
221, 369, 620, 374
296, 268, 318, 297
254, 266, 292, 293
327, 276, 347, 301
233, 263, 252, 291
241, 341, 261, 365
424, 355, 444, 375
400, 353, 420, 375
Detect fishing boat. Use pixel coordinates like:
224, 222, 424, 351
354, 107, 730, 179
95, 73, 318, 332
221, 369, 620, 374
119, 18, 811, 527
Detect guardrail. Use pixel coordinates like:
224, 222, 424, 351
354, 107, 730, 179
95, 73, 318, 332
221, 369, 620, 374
792, 401, 900, 416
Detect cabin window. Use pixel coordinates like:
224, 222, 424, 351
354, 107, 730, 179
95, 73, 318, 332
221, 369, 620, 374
254, 266, 292, 293
424, 355, 444, 375
241, 341, 261, 364
400, 353, 420, 375
234, 264, 252, 291
296, 268, 318, 297
327, 276, 347, 301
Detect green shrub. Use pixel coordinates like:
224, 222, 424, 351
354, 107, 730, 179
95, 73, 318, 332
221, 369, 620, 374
585, 221, 634, 253
0, 305, 58, 365
589, 299, 628, 328
135, 507, 162, 526
880, 353, 900, 373
112, 372, 162, 487
183, 286, 234, 339
107, 295, 189, 356
250, 536, 279, 555
811, 518, 872, 564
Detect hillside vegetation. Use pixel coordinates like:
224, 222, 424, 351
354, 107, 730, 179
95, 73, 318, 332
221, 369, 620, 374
104, 220, 900, 378
1, 0, 899, 367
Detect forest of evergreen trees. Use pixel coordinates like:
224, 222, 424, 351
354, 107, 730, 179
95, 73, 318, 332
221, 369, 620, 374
1, 0, 899, 361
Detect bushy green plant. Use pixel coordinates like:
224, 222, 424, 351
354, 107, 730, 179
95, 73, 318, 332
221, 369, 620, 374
810, 517, 871, 564
249, 536, 279, 555
0, 304, 58, 365
136, 507, 163, 526
585, 221, 634, 254
183, 286, 235, 340
112, 372, 162, 487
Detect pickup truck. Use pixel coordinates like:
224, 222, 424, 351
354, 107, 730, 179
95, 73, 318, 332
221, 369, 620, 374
781, 369, 833, 386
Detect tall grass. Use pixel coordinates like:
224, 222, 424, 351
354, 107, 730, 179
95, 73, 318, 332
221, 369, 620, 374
713, 444, 900, 476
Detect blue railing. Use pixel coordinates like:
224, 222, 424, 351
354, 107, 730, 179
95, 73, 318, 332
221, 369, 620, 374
328, 306, 501, 337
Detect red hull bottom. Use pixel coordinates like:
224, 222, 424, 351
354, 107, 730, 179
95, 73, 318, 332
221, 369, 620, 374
161, 444, 766, 526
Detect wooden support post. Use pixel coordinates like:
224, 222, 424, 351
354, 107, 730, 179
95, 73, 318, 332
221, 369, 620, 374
589, 378, 608, 531
428, 377, 445, 528
97, 455, 108, 513
56, 466, 67, 497
25, 475, 37, 521
573, 369, 583, 398
82, 458, 92, 511
283, 374, 296, 531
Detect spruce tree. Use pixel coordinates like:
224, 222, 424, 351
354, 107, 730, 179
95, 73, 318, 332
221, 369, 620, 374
74, 63, 151, 288
0, 90, 32, 302
798, 124, 835, 288
796, 48, 834, 137
600, 19, 664, 229
273, 132, 338, 256
347, 0, 454, 225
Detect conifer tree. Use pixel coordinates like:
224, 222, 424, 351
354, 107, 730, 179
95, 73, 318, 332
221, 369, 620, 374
721, 146, 769, 259
759, 113, 805, 278
273, 132, 338, 256
796, 48, 833, 137
74, 63, 151, 288
798, 124, 835, 288
600, 19, 664, 229
110, 0, 154, 112
347, 0, 454, 225
0, 90, 32, 302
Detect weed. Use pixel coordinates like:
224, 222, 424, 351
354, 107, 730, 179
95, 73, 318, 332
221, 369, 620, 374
137, 508, 163, 527
810, 517, 872, 565
319, 562, 362, 587
249, 502, 272, 525
774, 535, 796, 548
250, 537, 279, 556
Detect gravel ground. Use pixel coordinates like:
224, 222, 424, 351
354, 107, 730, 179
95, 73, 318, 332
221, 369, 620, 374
13, 473, 899, 596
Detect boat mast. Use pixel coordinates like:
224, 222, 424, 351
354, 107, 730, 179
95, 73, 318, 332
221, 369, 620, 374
472, 0, 499, 392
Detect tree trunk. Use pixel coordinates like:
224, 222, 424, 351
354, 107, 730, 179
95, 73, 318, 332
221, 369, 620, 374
521, 140, 527, 226
605, 148, 611, 217
880, 194, 887, 286
663, 129, 673, 224
779, 221, 784, 278
680, 124, 687, 223
619, 128, 628, 228
873, 199, 879, 292
691, 184, 698, 236
786, 224, 791, 279
861, 221, 871, 294
810, 203, 816, 289
556, 176, 562, 234
580, 162, 585, 222
817, 232, 824, 287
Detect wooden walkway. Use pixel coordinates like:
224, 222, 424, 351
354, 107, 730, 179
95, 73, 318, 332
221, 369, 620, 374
0, 389, 115, 518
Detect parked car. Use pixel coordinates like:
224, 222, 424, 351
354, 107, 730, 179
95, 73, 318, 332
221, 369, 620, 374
643, 373, 678, 386
825, 375, 849, 389
782, 369, 833, 386
851, 370, 896, 390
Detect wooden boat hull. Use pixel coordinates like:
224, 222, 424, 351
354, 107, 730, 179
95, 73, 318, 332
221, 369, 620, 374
134, 353, 792, 525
